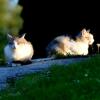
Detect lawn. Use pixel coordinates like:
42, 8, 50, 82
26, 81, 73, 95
0, 55, 100, 100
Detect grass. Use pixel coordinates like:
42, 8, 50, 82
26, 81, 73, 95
0, 34, 7, 65
0, 55, 100, 100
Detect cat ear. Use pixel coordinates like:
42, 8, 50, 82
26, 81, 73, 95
82, 28, 87, 33
87, 29, 90, 33
7, 34, 13, 40
81, 28, 87, 36
21, 33, 26, 38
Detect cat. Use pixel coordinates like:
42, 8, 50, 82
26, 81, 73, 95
4, 33, 34, 66
46, 29, 94, 57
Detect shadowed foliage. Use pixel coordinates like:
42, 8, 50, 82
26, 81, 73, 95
0, 0, 23, 64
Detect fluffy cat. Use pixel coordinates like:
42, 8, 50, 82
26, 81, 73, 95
46, 29, 94, 56
4, 33, 34, 65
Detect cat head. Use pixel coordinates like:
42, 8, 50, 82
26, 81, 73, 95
7, 33, 27, 49
78, 28, 94, 45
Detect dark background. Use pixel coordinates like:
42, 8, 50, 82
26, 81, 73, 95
19, 0, 99, 58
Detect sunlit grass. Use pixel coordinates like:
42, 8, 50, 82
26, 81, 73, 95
0, 55, 100, 100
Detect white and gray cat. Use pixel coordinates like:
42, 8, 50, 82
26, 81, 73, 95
4, 33, 34, 66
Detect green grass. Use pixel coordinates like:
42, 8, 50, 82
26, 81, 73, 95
0, 34, 7, 65
0, 55, 100, 100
